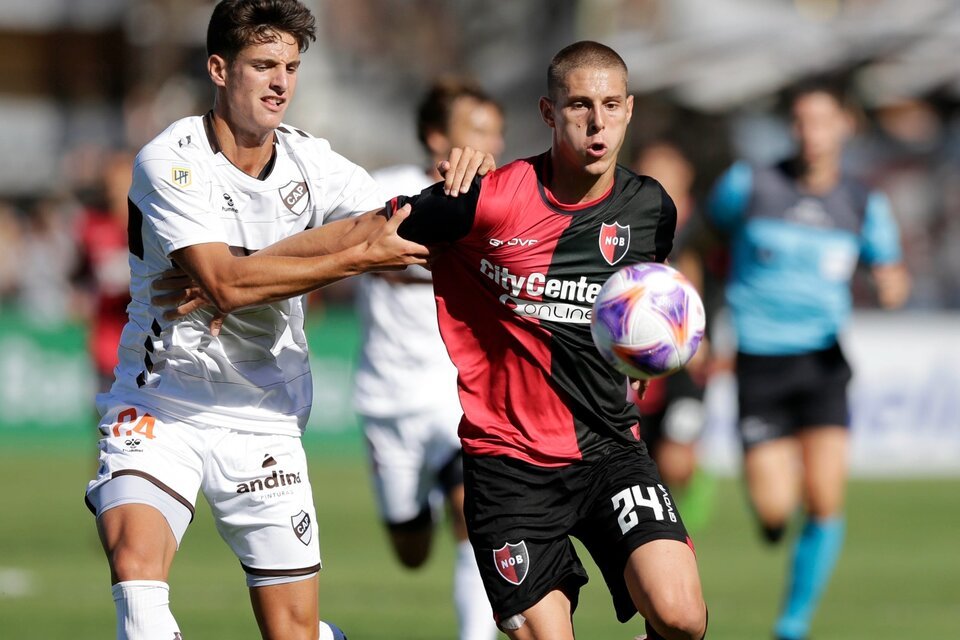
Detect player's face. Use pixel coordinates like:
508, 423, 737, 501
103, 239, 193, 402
446, 98, 505, 159
792, 92, 852, 164
210, 31, 301, 142
540, 66, 633, 177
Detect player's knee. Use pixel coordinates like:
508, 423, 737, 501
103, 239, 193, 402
109, 543, 167, 582
646, 587, 706, 640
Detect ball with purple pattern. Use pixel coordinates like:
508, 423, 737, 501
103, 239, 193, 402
590, 262, 705, 379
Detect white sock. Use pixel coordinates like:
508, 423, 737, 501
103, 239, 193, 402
112, 580, 181, 640
453, 541, 497, 640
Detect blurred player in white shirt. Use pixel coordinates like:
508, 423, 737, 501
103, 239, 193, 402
354, 78, 504, 640
83, 2, 491, 639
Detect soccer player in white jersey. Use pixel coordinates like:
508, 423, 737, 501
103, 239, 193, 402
354, 78, 504, 640
83, 2, 491, 639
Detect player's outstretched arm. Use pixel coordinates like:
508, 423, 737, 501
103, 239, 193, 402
165, 205, 426, 315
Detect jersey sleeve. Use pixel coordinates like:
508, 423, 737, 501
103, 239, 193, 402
130, 154, 224, 258
654, 183, 678, 263
312, 146, 384, 226
390, 177, 480, 244
860, 191, 902, 265
707, 161, 753, 230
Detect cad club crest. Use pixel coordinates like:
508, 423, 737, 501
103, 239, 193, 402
493, 540, 529, 585
599, 222, 630, 265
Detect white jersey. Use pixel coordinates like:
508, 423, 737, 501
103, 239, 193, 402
101, 114, 382, 436
353, 164, 460, 416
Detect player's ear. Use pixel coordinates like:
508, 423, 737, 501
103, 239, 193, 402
625, 94, 634, 125
539, 96, 555, 128
208, 55, 228, 88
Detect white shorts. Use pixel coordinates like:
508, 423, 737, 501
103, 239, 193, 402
362, 402, 463, 527
86, 405, 321, 586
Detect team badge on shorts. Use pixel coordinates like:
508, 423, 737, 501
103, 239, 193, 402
291, 510, 312, 546
493, 540, 529, 585
599, 222, 630, 265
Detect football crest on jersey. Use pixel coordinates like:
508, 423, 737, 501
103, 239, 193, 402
493, 541, 529, 585
599, 222, 630, 265
291, 510, 313, 545
280, 180, 310, 215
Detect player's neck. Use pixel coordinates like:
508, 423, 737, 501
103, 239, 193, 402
797, 155, 842, 194
208, 110, 276, 178
546, 152, 615, 205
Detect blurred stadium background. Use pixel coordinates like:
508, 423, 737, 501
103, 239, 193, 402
0, 0, 958, 638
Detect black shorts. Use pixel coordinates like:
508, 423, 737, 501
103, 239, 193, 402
736, 342, 853, 450
463, 443, 691, 624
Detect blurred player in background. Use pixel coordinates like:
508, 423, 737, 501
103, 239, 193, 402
388, 41, 707, 640
354, 77, 504, 640
74, 151, 134, 393
630, 141, 716, 533
707, 80, 910, 640
83, 1, 490, 638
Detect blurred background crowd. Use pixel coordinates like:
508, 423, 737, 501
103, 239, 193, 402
1, 0, 960, 319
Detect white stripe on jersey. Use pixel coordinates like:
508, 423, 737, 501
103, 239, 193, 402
353, 164, 460, 417
102, 115, 383, 436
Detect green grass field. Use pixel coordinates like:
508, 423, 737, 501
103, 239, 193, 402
1, 443, 958, 639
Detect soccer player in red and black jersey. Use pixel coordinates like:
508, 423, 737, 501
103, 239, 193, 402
388, 41, 707, 640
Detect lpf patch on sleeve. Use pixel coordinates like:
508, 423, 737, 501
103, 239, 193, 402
171, 166, 192, 189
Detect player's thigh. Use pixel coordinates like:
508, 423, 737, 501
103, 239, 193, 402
203, 431, 322, 587
798, 426, 849, 518
500, 589, 575, 640
576, 444, 692, 624
623, 539, 704, 635
743, 437, 802, 524
86, 406, 204, 580
249, 574, 319, 640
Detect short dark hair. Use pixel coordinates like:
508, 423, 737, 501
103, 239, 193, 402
786, 77, 854, 111
547, 41, 628, 100
416, 76, 502, 151
207, 0, 317, 60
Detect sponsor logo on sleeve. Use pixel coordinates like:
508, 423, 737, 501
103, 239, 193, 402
493, 540, 529, 585
171, 167, 192, 189
599, 222, 630, 265
279, 180, 309, 215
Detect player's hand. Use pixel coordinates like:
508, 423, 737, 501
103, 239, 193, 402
629, 378, 649, 398
438, 146, 496, 197
873, 263, 911, 309
360, 205, 433, 271
152, 268, 227, 336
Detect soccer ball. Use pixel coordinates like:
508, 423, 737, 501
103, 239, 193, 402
591, 262, 705, 380
319, 621, 348, 640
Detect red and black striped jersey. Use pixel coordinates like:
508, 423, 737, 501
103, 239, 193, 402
390, 152, 676, 467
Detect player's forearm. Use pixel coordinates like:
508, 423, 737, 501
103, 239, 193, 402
199, 248, 366, 313
255, 210, 386, 258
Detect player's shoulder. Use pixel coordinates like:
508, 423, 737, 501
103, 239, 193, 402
137, 115, 208, 164
478, 155, 540, 197
132, 116, 210, 195
614, 164, 671, 205
275, 122, 338, 161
